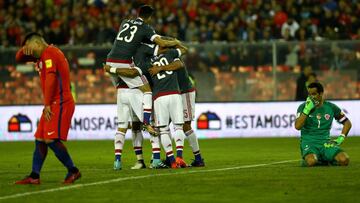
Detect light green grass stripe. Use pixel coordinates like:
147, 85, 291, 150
0, 159, 299, 201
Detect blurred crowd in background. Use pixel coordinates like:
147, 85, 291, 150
1, 42, 359, 104
1, 0, 360, 47
0, 0, 359, 104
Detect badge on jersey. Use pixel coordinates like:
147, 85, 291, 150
45, 59, 52, 69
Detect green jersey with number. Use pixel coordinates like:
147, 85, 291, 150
150, 49, 181, 100
107, 18, 158, 61
297, 101, 342, 143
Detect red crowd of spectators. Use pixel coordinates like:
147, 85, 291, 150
1, 0, 360, 47
0, 0, 359, 104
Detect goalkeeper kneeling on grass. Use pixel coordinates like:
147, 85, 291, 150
295, 82, 352, 167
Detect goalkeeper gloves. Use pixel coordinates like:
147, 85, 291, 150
334, 134, 346, 145
303, 97, 315, 115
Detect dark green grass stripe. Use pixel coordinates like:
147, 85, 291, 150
0, 159, 298, 201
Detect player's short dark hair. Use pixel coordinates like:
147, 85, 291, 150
308, 82, 324, 93
22, 32, 43, 46
138, 5, 154, 19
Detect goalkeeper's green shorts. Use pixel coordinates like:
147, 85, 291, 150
300, 141, 343, 163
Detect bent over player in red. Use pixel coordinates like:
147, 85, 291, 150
15, 32, 81, 184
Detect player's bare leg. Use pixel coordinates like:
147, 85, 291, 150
183, 121, 205, 167
131, 122, 146, 169
304, 154, 318, 167
334, 152, 349, 166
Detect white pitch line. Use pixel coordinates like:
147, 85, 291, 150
0, 159, 299, 201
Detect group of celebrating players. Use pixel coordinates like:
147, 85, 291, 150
12, 4, 353, 185
13, 4, 204, 185
103, 5, 204, 170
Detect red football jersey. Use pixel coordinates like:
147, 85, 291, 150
37, 45, 73, 105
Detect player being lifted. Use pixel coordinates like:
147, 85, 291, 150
104, 5, 179, 135
104, 5, 179, 169
295, 82, 351, 167
149, 44, 205, 167
105, 41, 181, 170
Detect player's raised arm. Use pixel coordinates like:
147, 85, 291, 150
156, 39, 187, 56
294, 113, 307, 130
295, 97, 315, 130
175, 43, 188, 55
153, 36, 181, 48
15, 47, 37, 63
149, 59, 184, 76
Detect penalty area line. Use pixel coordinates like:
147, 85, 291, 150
0, 159, 299, 201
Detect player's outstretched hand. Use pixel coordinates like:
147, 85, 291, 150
174, 38, 181, 45
303, 96, 315, 115
103, 64, 111, 73
149, 65, 162, 76
43, 105, 54, 121
143, 124, 159, 137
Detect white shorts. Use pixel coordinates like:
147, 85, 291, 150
154, 94, 184, 127
117, 88, 143, 128
106, 62, 148, 88
181, 91, 196, 122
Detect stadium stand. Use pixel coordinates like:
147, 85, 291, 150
1, 0, 360, 47
0, 0, 359, 104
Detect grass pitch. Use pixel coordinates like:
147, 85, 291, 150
0, 137, 359, 202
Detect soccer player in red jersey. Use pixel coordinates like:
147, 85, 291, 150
14, 32, 81, 184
